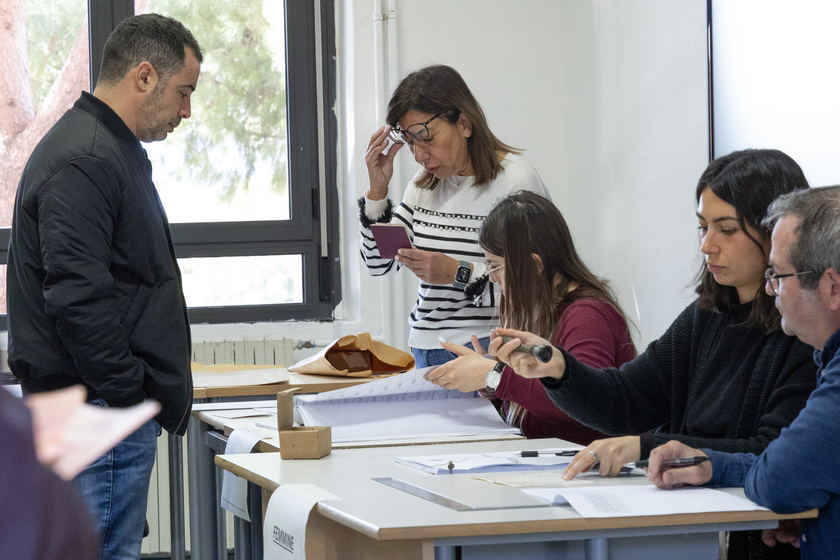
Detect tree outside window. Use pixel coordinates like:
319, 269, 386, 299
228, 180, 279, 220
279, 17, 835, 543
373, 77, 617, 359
0, 0, 333, 318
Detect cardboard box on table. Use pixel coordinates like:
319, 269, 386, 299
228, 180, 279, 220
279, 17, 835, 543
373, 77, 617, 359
276, 388, 331, 459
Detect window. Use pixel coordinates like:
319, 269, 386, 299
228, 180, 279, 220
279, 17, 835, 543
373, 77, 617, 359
0, 0, 90, 315
0, 0, 339, 324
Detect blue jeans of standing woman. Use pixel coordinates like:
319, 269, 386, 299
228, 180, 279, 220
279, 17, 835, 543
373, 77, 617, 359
413, 336, 492, 369
72, 401, 159, 560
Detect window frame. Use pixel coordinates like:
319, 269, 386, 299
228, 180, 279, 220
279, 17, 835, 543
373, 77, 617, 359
0, 0, 340, 325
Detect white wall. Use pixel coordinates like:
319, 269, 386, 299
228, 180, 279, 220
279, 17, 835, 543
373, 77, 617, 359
192, 0, 709, 359
713, 0, 840, 187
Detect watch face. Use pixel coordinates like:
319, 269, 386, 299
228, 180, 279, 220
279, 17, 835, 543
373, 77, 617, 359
486, 369, 502, 390
455, 266, 471, 283
486, 361, 504, 390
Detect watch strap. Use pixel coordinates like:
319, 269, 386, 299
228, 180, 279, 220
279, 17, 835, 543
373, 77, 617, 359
453, 260, 471, 289
484, 360, 505, 393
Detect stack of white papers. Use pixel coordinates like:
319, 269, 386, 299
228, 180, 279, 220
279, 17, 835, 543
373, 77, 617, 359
522, 485, 770, 518
396, 451, 570, 475
294, 368, 521, 442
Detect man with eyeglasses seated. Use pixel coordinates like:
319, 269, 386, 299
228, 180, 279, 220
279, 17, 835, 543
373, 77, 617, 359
647, 185, 840, 559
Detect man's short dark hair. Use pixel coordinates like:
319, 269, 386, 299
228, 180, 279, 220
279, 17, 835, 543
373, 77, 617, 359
97, 13, 202, 89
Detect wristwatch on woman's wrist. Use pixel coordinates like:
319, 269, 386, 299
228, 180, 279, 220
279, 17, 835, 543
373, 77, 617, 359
485, 361, 505, 394
453, 260, 471, 289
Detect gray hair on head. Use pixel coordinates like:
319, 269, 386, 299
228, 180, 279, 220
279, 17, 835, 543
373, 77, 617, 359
763, 185, 840, 291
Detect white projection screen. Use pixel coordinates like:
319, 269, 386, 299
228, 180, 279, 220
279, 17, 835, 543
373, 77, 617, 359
712, 1, 840, 187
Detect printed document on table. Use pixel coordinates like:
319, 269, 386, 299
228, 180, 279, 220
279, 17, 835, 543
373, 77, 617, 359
295, 367, 464, 404
396, 451, 569, 475
293, 367, 520, 442
522, 485, 770, 517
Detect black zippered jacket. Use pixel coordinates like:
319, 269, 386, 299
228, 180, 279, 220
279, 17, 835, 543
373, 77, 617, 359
7, 92, 192, 435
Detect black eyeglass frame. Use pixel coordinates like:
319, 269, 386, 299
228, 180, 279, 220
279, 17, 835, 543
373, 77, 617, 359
764, 267, 815, 296
388, 112, 443, 144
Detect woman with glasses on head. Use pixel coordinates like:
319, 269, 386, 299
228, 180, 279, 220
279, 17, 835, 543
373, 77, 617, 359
424, 191, 636, 444
359, 65, 550, 368
492, 149, 816, 560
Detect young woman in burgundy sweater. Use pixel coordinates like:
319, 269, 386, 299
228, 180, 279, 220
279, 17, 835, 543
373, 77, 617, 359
425, 190, 636, 444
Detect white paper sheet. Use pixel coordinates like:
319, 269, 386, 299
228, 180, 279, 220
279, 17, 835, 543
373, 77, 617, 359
305, 398, 519, 443
220, 428, 263, 521
396, 451, 571, 475
473, 470, 603, 488
522, 485, 770, 517
263, 484, 341, 560
212, 409, 272, 419
193, 400, 277, 411
294, 367, 469, 404
293, 367, 519, 442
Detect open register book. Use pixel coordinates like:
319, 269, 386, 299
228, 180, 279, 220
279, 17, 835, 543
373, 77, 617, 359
294, 367, 520, 443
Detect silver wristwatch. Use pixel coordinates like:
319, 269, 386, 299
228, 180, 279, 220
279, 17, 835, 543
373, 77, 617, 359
485, 361, 505, 393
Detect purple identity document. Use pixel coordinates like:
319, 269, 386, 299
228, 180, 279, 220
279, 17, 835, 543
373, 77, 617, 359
370, 223, 412, 259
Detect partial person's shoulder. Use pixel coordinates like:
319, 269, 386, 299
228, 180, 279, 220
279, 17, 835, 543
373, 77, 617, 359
563, 299, 625, 329
32, 109, 98, 159
499, 154, 542, 181
670, 299, 708, 327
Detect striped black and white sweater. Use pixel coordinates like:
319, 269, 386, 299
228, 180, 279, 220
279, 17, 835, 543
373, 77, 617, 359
359, 154, 549, 350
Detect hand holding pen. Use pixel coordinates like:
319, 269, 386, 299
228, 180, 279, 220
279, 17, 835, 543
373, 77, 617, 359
632, 456, 709, 469
489, 328, 564, 380
499, 335, 553, 363
646, 441, 713, 490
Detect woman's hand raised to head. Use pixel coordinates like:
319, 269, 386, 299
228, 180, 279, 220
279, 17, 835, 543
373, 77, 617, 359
489, 328, 566, 379
364, 126, 403, 201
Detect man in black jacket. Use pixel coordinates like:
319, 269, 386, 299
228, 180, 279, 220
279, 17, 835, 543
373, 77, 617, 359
6, 13, 201, 559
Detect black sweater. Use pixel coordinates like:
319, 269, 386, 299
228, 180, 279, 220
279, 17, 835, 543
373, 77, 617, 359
542, 300, 817, 459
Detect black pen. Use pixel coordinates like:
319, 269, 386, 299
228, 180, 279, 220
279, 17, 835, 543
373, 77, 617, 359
632, 456, 709, 469
520, 450, 579, 457
500, 336, 553, 363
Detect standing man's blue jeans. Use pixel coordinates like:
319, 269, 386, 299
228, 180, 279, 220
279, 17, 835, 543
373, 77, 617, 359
72, 402, 159, 560
413, 336, 492, 369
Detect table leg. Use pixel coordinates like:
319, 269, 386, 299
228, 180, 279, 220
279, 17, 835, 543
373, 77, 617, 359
248, 479, 263, 559
188, 414, 220, 560
214, 456, 228, 560
584, 537, 608, 560
434, 546, 458, 560
234, 516, 251, 560
231, 464, 263, 560
168, 433, 186, 560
